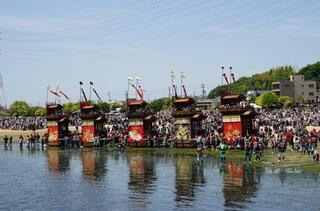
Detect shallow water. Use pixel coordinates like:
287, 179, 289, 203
0, 145, 319, 210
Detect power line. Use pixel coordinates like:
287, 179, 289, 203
1, 0, 319, 61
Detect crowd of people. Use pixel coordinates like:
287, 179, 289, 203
2, 105, 320, 162
0, 116, 47, 130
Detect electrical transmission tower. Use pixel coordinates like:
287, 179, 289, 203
201, 83, 206, 99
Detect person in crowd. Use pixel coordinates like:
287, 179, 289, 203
19, 135, 24, 148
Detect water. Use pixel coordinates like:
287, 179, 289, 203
0, 146, 320, 210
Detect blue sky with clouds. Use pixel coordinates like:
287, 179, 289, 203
0, 0, 319, 106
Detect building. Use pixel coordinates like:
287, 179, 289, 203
272, 75, 317, 103
246, 90, 270, 101
196, 99, 214, 110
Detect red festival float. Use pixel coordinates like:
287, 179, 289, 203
46, 88, 70, 146
219, 93, 256, 145
127, 80, 155, 147
79, 82, 106, 147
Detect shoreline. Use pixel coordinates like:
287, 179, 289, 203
0, 129, 46, 142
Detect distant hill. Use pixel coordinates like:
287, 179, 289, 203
298, 61, 320, 88
207, 65, 295, 98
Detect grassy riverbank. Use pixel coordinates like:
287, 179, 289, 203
126, 147, 320, 173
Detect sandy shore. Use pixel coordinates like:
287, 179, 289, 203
0, 129, 46, 142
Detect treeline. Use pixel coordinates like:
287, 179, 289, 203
6, 100, 128, 116
208, 65, 295, 98
208, 61, 320, 99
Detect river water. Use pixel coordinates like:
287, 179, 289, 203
0, 146, 319, 210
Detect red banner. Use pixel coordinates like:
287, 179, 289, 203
48, 125, 58, 144
223, 122, 242, 144
82, 125, 95, 143
128, 124, 144, 143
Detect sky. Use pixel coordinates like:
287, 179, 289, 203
0, 0, 319, 106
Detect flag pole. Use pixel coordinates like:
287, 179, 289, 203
46, 85, 50, 105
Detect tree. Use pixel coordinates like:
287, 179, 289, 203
34, 108, 46, 116
148, 98, 173, 112
96, 101, 110, 113
298, 61, 320, 89
255, 92, 279, 107
9, 100, 29, 116
278, 96, 294, 107
208, 65, 295, 99
62, 102, 80, 114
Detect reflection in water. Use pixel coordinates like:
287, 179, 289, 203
175, 157, 205, 208
47, 148, 70, 172
223, 161, 264, 209
1, 148, 320, 210
127, 152, 157, 206
81, 149, 107, 181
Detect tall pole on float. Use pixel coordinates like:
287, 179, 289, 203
229, 66, 232, 92
127, 76, 133, 110
79, 81, 83, 103
170, 71, 175, 98
180, 71, 184, 97
89, 81, 94, 102
46, 85, 50, 105
221, 66, 224, 86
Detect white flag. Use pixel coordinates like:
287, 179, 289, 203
135, 76, 141, 81
128, 76, 133, 81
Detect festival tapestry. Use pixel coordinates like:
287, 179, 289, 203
128, 124, 144, 143
48, 125, 58, 144
82, 125, 95, 143
223, 122, 242, 144
174, 118, 191, 141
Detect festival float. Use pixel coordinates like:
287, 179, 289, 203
127, 78, 155, 147
79, 82, 106, 147
171, 72, 204, 148
46, 87, 70, 146
219, 92, 256, 145
218, 67, 256, 145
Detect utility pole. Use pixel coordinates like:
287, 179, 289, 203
108, 91, 111, 103
168, 87, 171, 98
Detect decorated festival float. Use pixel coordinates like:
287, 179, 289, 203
170, 72, 204, 148
127, 77, 156, 147
171, 87, 204, 147
219, 93, 256, 145
79, 82, 106, 147
46, 87, 71, 146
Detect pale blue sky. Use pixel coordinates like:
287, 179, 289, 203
0, 0, 319, 106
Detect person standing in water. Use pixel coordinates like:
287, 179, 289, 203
218, 140, 228, 161
19, 135, 24, 148
3, 135, 8, 147
196, 136, 204, 164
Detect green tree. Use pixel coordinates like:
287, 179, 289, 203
298, 61, 320, 89
255, 92, 279, 107
208, 65, 295, 98
62, 102, 80, 114
278, 96, 294, 107
9, 100, 29, 116
96, 101, 110, 113
34, 108, 46, 116
148, 98, 173, 112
